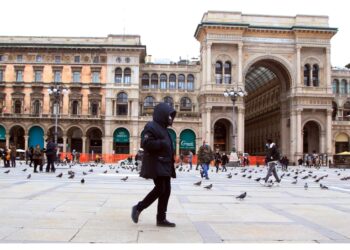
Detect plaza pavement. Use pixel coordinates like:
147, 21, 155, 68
0, 161, 350, 243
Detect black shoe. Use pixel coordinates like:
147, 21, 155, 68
157, 219, 176, 227
131, 205, 140, 223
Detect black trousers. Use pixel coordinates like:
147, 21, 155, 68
34, 160, 43, 172
137, 176, 171, 221
265, 161, 280, 183
46, 156, 55, 172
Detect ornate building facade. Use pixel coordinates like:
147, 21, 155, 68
0, 11, 349, 164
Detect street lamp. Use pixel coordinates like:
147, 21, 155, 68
223, 87, 247, 153
48, 83, 68, 146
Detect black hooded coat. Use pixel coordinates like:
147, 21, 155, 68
140, 103, 177, 179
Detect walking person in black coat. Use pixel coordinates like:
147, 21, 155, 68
131, 102, 177, 227
262, 139, 281, 185
221, 152, 229, 172
45, 139, 57, 173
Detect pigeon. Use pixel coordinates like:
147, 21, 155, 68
204, 184, 213, 190
103, 170, 108, 174
293, 176, 298, 179
291, 180, 297, 184
68, 174, 75, 179
314, 178, 321, 183
83, 172, 87, 175
22, 168, 27, 172
4, 170, 10, 174
227, 173, 232, 178
320, 183, 329, 189
194, 180, 202, 186
280, 173, 285, 178
236, 192, 247, 200
286, 173, 291, 177
234, 173, 238, 175
88, 169, 93, 173
81, 178, 85, 184
301, 176, 308, 180
27, 174, 31, 179
115, 170, 119, 173
247, 175, 252, 179
338, 173, 341, 176
121, 176, 128, 181
56, 173, 63, 178
255, 177, 261, 182
242, 174, 246, 177
304, 183, 308, 190
312, 175, 317, 179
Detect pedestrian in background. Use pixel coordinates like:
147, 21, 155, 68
33, 144, 44, 173
131, 102, 177, 227
214, 149, 221, 173
197, 140, 214, 180
221, 152, 229, 172
10, 144, 16, 168
188, 151, 193, 170
45, 139, 57, 173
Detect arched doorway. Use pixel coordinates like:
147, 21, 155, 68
167, 128, 177, 153
213, 119, 230, 152
335, 133, 349, 153
244, 59, 291, 156
9, 125, 25, 150
86, 127, 102, 154
303, 121, 320, 154
179, 129, 196, 155
113, 128, 130, 154
48, 126, 64, 151
0, 125, 6, 149
67, 127, 83, 153
28, 126, 44, 149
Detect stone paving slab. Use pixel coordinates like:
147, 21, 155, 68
0, 163, 350, 243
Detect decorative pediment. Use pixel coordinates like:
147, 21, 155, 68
88, 93, 102, 100
11, 92, 25, 99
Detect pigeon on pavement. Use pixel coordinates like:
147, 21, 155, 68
236, 192, 247, 200
27, 174, 31, 179
56, 173, 63, 178
121, 176, 128, 181
194, 180, 202, 186
204, 184, 213, 190
81, 178, 85, 184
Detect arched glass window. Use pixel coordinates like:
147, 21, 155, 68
160, 74, 167, 90
312, 64, 319, 86
341, 79, 348, 94
91, 102, 99, 116
340, 79, 346, 94
117, 92, 128, 115
304, 64, 311, 86
178, 74, 185, 90
164, 96, 173, 107
224, 61, 231, 84
169, 74, 176, 90
72, 100, 79, 115
144, 96, 155, 108
33, 100, 40, 115
124, 68, 131, 84
115, 67, 122, 84
332, 79, 339, 94
151, 74, 158, 89
187, 74, 194, 90
180, 97, 192, 111
215, 61, 223, 84
14, 100, 21, 114
142, 73, 150, 89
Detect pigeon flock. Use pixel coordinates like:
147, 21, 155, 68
1, 161, 350, 203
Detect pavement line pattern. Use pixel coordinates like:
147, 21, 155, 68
261, 204, 350, 241
22, 183, 71, 200
192, 221, 222, 243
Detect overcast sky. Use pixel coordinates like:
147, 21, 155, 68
1, 0, 348, 67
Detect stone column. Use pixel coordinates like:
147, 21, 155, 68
290, 110, 296, 162
206, 43, 212, 85
237, 107, 245, 153
238, 43, 243, 85
296, 45, 301, 87
326, 47, 331, 93
296, 109, 302, 156
5, 134, 9, 148
320, 130, 326, 154
326, 109, 332, 155
205, 107, 212, 145
62, 136, 67, 153
24, 135, 28, 150
176, 137, 180, 156
82, 136, 86, 154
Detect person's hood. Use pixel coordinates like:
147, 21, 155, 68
269, 142, 276, 148
153, 102, 176, 128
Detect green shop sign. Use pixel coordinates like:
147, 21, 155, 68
0, 126, 5, 140
114, 128, 130, 143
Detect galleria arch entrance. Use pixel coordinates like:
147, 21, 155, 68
244, 59, 291, 156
